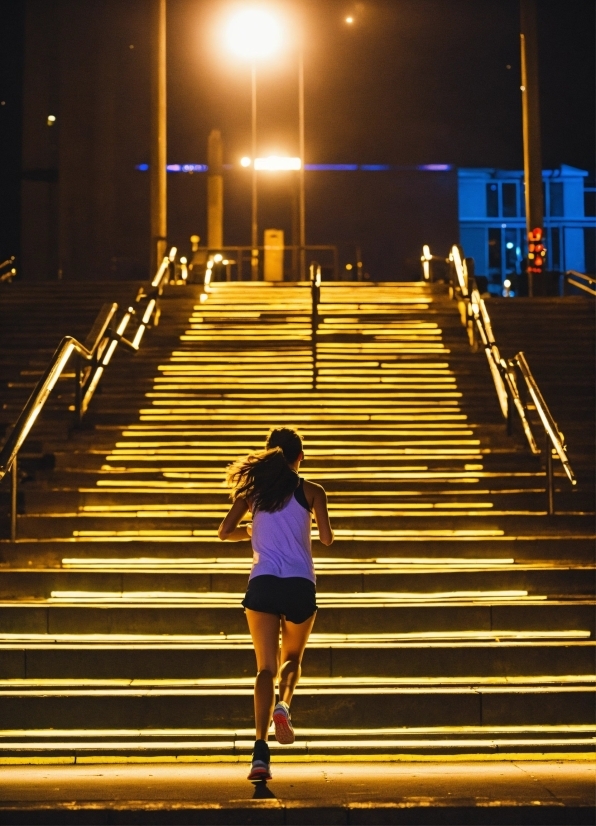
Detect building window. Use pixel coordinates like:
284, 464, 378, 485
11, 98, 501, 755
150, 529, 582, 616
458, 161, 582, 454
549, 181, 564, 217
502, 183, 517, 217
486, 184, 499, 217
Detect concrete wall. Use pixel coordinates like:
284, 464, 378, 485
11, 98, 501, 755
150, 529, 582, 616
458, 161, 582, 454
21, 0, 151, 281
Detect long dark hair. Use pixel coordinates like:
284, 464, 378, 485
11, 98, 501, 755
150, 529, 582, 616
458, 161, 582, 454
226, 427, 303, 513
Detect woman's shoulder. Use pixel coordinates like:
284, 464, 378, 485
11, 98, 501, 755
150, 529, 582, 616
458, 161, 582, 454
301, 479, 326, 498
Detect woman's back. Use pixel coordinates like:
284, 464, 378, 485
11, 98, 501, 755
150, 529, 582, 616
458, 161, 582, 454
250, 480, 315, 582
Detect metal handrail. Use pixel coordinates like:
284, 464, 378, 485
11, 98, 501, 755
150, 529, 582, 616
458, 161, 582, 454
421, 243, 576, 514
0, 256, 17, 283
564, 270, 596, 296
0, 246, 177, 540
515, 352, 575, 485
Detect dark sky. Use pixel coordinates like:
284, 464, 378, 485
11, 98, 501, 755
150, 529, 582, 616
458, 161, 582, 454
166, 0, 595, 170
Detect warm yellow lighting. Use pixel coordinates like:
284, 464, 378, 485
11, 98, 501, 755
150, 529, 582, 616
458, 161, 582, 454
254, 156, 301, 171
240, 156, 251, 167
47, 114, 56, 125
225, 9, 283, 59
346, 16, 354, 23
213, 253, 223, 263
345, 263, 353, 270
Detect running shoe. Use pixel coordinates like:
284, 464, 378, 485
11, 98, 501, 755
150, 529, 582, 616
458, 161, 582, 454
247, 739, 272, 781
272, 701, 295, 744
247, 759, 272, 781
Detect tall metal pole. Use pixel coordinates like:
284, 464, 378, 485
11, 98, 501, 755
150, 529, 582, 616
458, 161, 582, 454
298, 32, 306, 281
520, 0, 544, 297
150, 0, 167, 277
207, 129, 224, 251
251, 62, 258, 280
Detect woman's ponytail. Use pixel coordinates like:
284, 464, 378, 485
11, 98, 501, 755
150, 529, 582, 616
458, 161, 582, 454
226, 427, 303, 512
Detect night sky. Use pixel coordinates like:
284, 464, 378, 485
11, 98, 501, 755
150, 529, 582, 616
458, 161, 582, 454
167, 0, 595, 170
0, 0, 594, 266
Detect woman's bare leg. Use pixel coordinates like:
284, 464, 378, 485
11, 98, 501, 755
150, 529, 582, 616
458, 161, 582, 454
245, 609, 281, 741
278, 613, 316, 706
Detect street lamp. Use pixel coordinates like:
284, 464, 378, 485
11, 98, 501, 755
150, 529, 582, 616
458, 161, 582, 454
225, 9, 283, 279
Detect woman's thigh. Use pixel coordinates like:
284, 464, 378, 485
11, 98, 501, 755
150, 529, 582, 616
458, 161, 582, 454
245, 609, 281, 673
280, 613, 316, 664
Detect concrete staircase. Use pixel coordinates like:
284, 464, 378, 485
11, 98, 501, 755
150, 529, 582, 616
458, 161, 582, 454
0, 280, 594, 764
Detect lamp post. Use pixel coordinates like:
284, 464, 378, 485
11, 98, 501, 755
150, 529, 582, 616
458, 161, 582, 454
520, 0, 545, 296
226, 9, 282, 280
150, 0, 167, 276
251, 61, 258, 280
298, 30, 306, 281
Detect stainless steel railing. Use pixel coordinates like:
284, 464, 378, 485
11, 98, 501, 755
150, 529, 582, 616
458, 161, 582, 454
0, 246, 177, 540
563, 270, 596, 297
422, 243, 576, 514
0, 256, 17, 283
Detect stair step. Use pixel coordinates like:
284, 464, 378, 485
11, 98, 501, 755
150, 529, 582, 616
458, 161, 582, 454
1, 678, 593, 729
1, 600, 593, 635
0, 637, 593, 679
1, 724, 593, 761
0, 565, 593, 597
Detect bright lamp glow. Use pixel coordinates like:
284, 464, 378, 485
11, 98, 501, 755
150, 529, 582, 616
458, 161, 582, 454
240, 156, 251, 167
225, 9, 282, 59
255, 155, 301, 171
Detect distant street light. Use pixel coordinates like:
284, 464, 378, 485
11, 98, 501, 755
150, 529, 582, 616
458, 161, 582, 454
225, 9, 283, 279
225, 9, 282, 59
255, 156, 301, 171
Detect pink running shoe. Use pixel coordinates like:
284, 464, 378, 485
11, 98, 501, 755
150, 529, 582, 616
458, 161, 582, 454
247, 759, 272, 781
272, 701, 295, 744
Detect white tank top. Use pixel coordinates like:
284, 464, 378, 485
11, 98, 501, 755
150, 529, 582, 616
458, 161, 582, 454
249, 480, 315, 583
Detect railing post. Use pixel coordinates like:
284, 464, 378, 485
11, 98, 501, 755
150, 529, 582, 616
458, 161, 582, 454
74, 354, 83, 427
311, 263, 320, 390
545, 432, 555, 516
10, 456, 17, 543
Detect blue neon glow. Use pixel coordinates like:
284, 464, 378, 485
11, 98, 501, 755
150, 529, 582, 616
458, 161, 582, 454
135, 162, 452, 173
166, 163, 208, 172
305, 164, 359, 171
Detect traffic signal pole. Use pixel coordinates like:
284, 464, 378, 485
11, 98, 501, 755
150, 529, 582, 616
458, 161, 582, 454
520, 0, 545, 295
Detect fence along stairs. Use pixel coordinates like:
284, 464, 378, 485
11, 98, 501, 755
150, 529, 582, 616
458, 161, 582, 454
0, 279, 594, 763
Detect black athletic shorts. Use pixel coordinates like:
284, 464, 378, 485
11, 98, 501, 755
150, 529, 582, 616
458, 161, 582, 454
242, 575, 317, 624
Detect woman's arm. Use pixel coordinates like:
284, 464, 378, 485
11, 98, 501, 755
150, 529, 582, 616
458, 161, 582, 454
218, 497, 251, 541
304, 481, 334, 546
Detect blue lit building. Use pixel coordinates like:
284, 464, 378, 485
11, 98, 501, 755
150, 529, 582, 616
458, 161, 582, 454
458, 165, 596, 294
